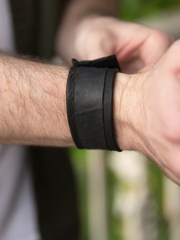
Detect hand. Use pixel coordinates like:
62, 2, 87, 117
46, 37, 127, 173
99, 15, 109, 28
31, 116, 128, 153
74, 16, 174, 73
114, 40, 180, 185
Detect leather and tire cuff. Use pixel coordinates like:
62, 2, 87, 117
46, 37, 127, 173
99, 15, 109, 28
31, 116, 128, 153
66, 55, 122, 151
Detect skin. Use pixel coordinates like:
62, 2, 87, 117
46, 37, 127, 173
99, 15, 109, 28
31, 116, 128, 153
0, 54, 72, 146
114, 41, 180, 185
0, 0, 179, 184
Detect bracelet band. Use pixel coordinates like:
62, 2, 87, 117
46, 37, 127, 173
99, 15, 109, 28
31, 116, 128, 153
103, 68, 119, 151
66, 55, 122, 151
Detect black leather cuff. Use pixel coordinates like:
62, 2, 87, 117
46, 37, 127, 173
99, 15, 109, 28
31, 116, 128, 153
66, 55, 122, 151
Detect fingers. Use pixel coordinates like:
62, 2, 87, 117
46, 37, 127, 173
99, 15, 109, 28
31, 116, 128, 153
139, 29, 174, 70
115, 24, 174, 73
144, 29, 173, 58
85, 49, 109, 60
84, 28, 116, 60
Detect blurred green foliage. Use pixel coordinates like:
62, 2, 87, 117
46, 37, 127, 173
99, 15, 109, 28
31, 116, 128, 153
148, 161, 169, 240
105, 154, 123, 240
69, 148, 88, 240
120, 0, 180, 20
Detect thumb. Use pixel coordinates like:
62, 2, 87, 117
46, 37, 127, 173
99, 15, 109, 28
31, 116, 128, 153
84, 31, 116, 60
86, 49, 108, 60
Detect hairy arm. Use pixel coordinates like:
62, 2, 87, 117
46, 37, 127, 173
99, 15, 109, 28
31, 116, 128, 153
1, 40, 180, 186
0, 51, 129, 149
0, 53, 73, 146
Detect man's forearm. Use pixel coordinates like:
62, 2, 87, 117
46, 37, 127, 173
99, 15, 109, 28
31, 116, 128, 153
0, 52, 132, 150
55, 0, 119, 62
1, 45, 180, 186
0, 53, 73, 146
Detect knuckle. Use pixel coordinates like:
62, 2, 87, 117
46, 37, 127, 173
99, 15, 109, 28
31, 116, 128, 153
152, 29, 174, 45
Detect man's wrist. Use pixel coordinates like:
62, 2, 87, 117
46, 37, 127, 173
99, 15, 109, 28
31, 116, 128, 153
113, 72, 147, 152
